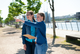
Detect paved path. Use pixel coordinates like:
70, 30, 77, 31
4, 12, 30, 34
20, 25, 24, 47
46, 28, 80, 38
0, 26, 80, 54
0, 26, 24, 54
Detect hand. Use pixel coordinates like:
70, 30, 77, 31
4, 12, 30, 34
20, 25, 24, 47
15, 19, 20, 22
28, 37, 32, 39
14, 18, 24, 23
23, 44, 26, 50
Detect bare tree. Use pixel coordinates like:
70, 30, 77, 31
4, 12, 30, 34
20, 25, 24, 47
48, 0, 56, 44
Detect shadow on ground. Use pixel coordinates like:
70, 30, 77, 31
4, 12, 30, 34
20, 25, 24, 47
6, 31, 20, 34
16, 49, 25, 54
2, 27, 21, 35
47, 50, 54, 54
67, 40, 80, 46
47, 43, 80, 53
46, 43, 54, 54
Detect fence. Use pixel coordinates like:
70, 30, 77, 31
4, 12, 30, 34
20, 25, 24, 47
46, 20, 80, 32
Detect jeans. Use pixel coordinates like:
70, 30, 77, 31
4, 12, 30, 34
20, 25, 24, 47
25, 41, 35, 54
35, 43, 48, 54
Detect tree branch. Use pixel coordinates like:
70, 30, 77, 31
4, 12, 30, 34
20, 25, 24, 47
52, 0, 54, 11
48, 0, 53, 10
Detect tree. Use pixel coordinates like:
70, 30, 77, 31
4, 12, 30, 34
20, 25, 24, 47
0, 16, 3, 24
0, 10, 1, 16
27, 0, 42, 14
46, 0, 56, 44
4, 18, 9, 24
9, 0, 26, 17
0, 10, 3, 25
7, 13, 15, 25
7, 0, 26, 25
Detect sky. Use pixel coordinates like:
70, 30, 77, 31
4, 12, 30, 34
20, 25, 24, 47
0, 0, 80, 20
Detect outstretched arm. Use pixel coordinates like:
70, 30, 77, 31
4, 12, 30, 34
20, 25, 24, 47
24, 21, 43, 28
14, 18, 25, 23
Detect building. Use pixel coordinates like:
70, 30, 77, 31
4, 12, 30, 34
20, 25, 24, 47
75, 12, 80, 20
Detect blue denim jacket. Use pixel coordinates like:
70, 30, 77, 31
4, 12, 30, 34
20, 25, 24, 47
22, 22, 37, 44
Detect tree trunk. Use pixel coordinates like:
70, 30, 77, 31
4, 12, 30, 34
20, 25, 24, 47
52, 0, 56, 44
52, 10, 56, 44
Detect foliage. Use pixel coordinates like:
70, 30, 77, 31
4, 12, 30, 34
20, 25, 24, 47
0, 10, 3, 24
4, 18, 9, 24
44, 0, 46, 2
0, 10, 1, 15
55, 18, 76, 21
5, 0, 26, 24
0, 16, 3, 24
27, 0, 42, 13
9, 0, 26, 17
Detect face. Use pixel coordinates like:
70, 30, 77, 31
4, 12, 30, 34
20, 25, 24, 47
26, 12, 33, 20
37, 14, 43, 22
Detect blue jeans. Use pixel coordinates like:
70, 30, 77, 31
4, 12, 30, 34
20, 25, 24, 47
35, 43, 48, 54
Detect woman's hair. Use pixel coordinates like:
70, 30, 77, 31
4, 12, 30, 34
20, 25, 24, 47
37, 13, 45, 21
27, 10, 35, 20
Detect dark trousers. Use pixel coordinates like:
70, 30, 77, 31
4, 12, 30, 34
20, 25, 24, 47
25, 41, 35, 54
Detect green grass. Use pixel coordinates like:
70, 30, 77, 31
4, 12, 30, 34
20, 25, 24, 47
61, 40, 80, 49
50, 36, 60, 38
46, 34, 61, 38
61, 40, 71, 44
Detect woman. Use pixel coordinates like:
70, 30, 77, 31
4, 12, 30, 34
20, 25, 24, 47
22, 11, 37, 54
21, 13, 48, 54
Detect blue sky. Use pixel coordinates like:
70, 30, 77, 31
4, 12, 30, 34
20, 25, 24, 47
0, 0, 80, 20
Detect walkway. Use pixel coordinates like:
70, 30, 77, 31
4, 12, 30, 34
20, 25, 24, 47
46, 28, 80, 38
0, 26, 80, 54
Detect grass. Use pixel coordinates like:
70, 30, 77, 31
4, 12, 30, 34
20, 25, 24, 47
61, 40, 71, 45
50, 36, 60, 38
61, 40, 80, 49
46, 34, 80, 49
46, 34, 61, 38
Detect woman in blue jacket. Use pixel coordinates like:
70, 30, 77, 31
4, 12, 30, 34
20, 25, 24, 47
23, 13, 48, 54
22, 11, 37, 54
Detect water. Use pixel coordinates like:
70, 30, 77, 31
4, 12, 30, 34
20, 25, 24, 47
46, 22, 80, 31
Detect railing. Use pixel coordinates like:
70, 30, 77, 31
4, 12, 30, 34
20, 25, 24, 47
46, 20, 80, 31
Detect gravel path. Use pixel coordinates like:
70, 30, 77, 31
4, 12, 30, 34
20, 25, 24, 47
0, 26, 24, 54
0, 26, 80, 54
